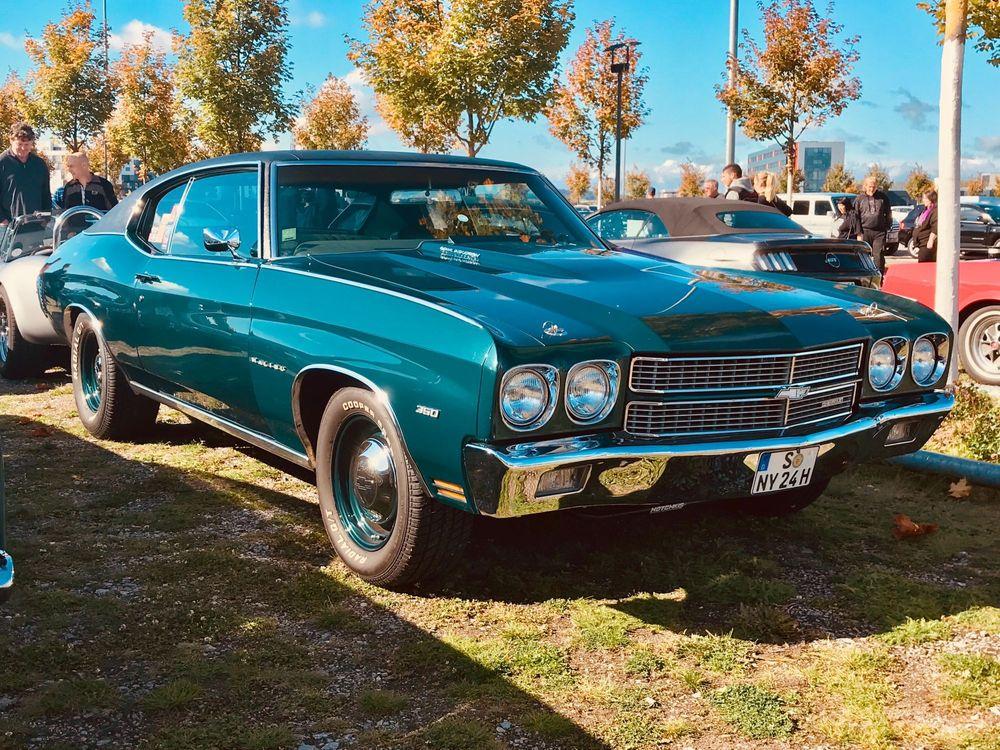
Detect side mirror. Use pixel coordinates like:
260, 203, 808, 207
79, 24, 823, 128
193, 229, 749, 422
203, 227, 241, 258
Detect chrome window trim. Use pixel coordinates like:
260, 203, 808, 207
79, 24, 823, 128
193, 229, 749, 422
629, 342, 864, 394
564, 360, 620, 425
910, 332, 950, 388
499, 364, 560, 432
868, 335, 909, 392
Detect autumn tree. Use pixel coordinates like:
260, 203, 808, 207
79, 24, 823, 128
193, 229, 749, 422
546, 19, 649, 207
920, 0, 998, 66
964, 177, 984, 196
22, 6, 115, 151
676, 161, 706, 197
85, 131, 129, 185
176, 0, 293, 156
716, 0, 861, 199
566, 162, 591, 203
863, 163, 893, 192
106, 32, 193, 179
0, 75, 28, 137
600, 176, 616, 203
350, 0, 573, 157
624, 168, 651, 199
904, 164, 935, 199
822, 162, 857, 192
292, 76, 369, 150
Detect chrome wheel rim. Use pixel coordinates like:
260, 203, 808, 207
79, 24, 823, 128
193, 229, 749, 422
971, 314, 1000, 375
79, 332, 103, 412
333, 416, 398, 551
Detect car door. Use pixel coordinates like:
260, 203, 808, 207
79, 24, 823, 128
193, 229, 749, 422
960, 207, 988, 249
130, 166, 265, 429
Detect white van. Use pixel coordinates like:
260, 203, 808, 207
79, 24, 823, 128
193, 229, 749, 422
789, 192, 900, 252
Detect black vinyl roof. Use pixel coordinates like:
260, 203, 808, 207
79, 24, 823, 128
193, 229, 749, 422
595, 197, 808, 237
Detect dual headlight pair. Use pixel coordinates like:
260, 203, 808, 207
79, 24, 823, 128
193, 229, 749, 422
499, 360, 620, 431
869, 334, 949, 391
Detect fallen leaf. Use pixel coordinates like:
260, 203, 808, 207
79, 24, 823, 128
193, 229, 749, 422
892, 513, 939, 540
949, 478, 972, 499
29, 426, 53, 438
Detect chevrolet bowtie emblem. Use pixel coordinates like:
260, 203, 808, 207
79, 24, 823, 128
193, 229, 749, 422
776, 385, 811, 400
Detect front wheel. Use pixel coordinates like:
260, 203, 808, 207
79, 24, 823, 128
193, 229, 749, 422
907, 240, 920, 259
958, 305, 1000, 386
316, 387, 471, 588
71, 313, 159, 439
0, 285, 47, 379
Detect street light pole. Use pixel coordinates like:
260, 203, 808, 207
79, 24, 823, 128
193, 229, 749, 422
102, 0, 109, 177
725, 0, 739, 165
607, 41, 639, 204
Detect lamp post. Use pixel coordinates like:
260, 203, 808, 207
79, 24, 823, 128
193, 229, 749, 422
102, 0, 109, 177
607, 40, 640, 204
725, 0, 739, 165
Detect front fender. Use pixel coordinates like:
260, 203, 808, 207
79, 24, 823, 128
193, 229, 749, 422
0, 255, 63, 344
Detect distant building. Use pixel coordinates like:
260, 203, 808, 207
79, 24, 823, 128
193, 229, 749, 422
980, 173, 1000, 194
746, 141, 845, 193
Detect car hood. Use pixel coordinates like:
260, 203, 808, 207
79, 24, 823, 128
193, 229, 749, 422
296, 242, 933, 352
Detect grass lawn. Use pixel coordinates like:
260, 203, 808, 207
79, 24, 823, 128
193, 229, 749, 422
2, 373, 999, 750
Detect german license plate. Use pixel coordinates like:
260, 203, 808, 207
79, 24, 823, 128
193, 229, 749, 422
751, 447, 819, 495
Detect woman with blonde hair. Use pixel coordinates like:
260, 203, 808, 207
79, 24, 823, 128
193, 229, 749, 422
753, 171, 792, 216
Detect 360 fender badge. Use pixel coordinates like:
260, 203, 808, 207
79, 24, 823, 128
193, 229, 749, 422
542, 321, 566, 337
416, 405, 440, 418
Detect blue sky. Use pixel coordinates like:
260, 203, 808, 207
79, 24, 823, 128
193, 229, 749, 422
1, 0, 997, 190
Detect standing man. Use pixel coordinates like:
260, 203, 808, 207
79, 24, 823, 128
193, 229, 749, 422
61, 152, 118, 211
0, 122, 51, 226
855, 176, 892, 272
720, 163, 757, 202
645, 186, 656, 198
702, 179, 720, 198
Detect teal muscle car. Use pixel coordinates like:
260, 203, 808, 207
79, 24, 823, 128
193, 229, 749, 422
38, 152, 954, 588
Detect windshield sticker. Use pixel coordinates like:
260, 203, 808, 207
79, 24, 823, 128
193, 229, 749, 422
281, 228, 296, 242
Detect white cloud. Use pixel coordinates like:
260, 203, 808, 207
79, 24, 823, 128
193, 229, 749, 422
109, 20, 172, 53
291, 10, 328, 28
0, 31, 23, 50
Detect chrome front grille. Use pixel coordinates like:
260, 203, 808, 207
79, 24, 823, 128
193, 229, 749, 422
625, 382, 858, 438
629, 343, 863, 393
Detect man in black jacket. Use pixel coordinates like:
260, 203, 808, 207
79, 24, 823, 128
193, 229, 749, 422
61, 151, 118, 211
0, 122, 51, 226
854, 176, 892, 272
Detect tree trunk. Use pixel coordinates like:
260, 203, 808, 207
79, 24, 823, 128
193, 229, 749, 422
934, 0, 967, 384
596, 161, 604, 209
784, 134, 795, 203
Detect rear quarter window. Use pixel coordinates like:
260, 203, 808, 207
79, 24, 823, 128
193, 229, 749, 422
716, 210, 808, 231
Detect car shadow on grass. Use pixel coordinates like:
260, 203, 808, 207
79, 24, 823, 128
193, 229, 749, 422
0, 414, 611, 750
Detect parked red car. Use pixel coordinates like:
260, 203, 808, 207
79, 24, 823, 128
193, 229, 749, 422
882, 260, 1000, 385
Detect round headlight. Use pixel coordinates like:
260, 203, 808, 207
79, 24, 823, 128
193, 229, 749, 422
500, 367, 555, 429
869, 339, 900, 391
911, 337, 936, 385
566, 362, 617, 422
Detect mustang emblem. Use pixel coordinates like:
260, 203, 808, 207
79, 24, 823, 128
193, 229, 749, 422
776, 386, 811, 400
542, 321, 566, 337
824, 252, 841, 269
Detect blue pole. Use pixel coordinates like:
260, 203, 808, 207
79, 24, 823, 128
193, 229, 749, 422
888, 450, 1000, 488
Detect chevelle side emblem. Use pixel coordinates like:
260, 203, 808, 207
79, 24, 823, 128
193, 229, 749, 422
776, 386, 811, 400
250, 356, 286, 372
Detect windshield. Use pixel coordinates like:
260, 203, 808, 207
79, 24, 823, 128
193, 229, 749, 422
0, 214, 54, 262
977, 204, 1000, 223
274, 164, 602, 258
715, 210, 808, 232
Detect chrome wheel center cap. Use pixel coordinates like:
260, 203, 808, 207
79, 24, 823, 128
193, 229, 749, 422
351, 437, 396, 523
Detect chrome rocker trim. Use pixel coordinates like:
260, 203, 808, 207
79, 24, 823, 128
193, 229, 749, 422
130, 382, 312, 469
464, 391, 954, 518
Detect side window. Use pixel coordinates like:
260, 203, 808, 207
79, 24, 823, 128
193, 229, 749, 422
792, 201, 810, 215
635, 213, 670, 239
815, 200, 831, 216
144, 182, 188, 253
589, 211, 629, 240
169, 170, 259, 258
959, 207, 979, 222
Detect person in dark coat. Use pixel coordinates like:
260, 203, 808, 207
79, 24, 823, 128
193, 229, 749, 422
753, 171, 792, 216
61, 152, 118, 211
0, 122, 51, 226
854, 176, 892, 272
721, 163, 758, 202
911, 189, 938, 263
835, 197, 862, 239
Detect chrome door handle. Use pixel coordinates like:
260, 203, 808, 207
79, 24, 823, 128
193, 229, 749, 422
135, 273, 161, 284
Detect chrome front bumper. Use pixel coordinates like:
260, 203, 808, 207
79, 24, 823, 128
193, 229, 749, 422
464, 391, 953, 518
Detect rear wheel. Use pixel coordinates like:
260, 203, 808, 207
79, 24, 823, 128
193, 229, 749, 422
0, 286, 47, 379
71, 313, 159, 439
958, 305, 1000, 386
316, 387, 471, 588
907, 240, 920, 259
